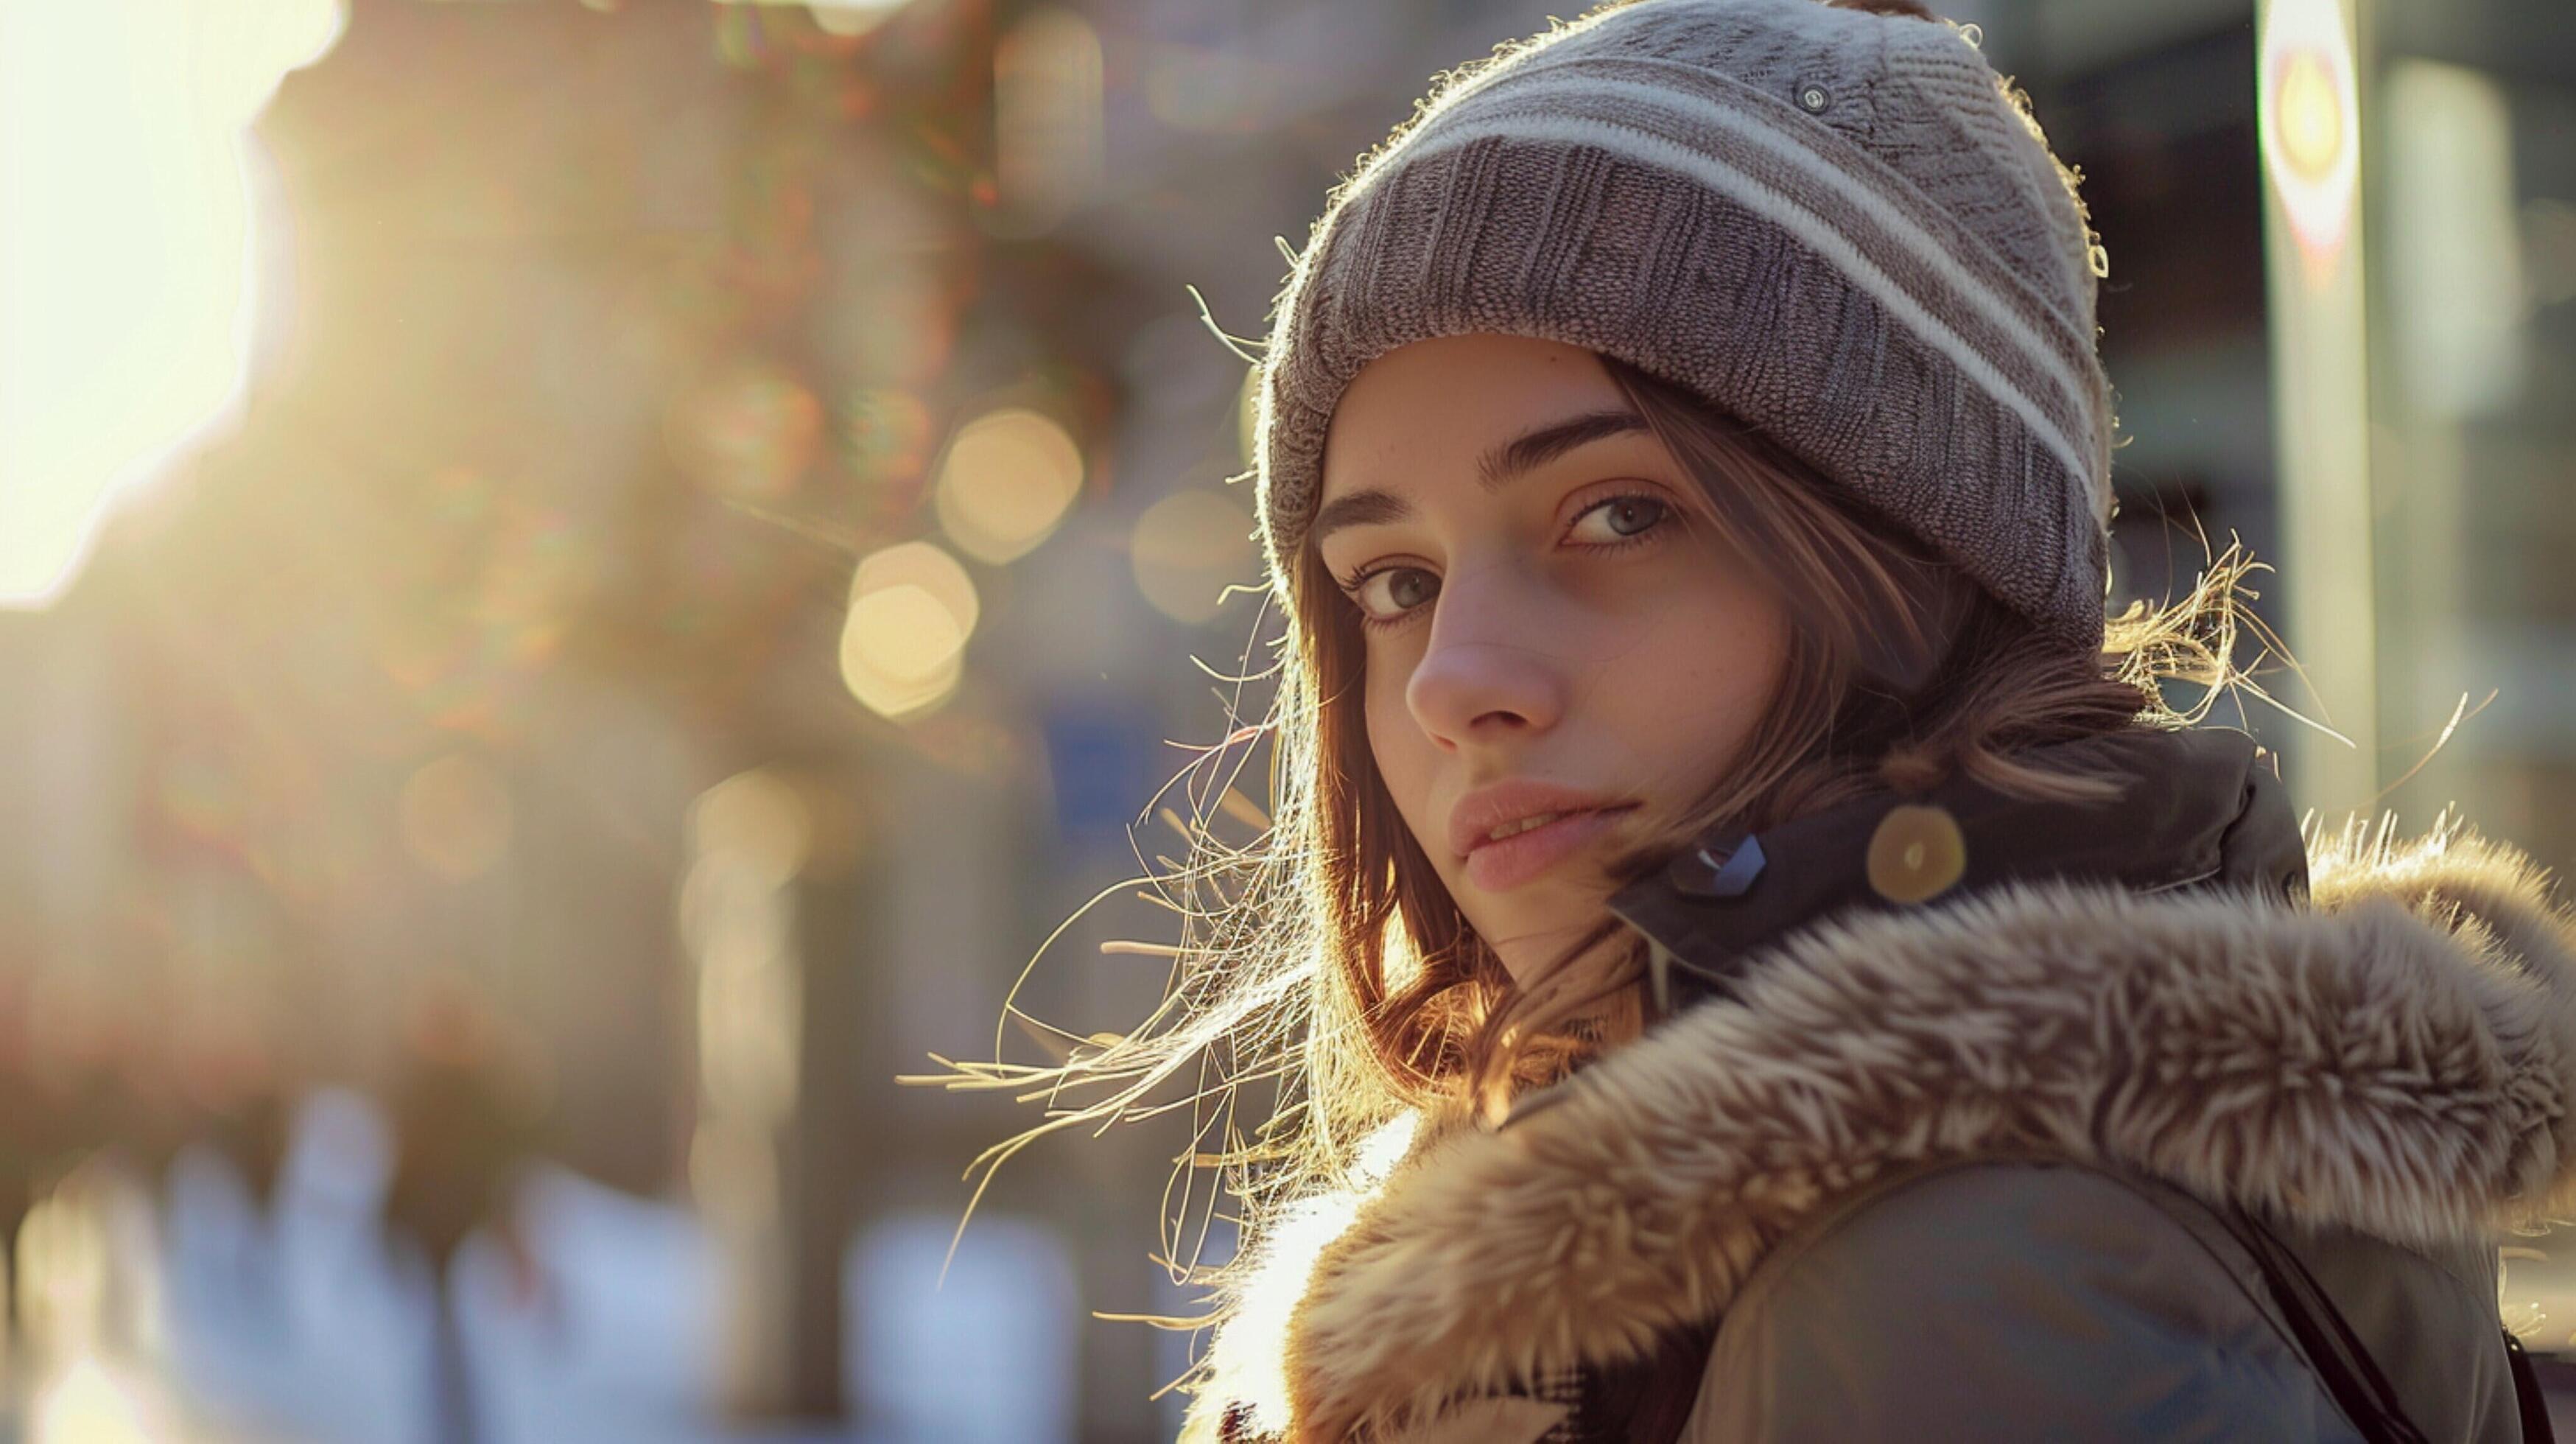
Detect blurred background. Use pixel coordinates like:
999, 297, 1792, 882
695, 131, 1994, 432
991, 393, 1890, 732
0, 0, 2569, 1438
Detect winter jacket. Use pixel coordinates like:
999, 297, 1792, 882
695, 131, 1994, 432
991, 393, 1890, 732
1184, 727, 2574, 1443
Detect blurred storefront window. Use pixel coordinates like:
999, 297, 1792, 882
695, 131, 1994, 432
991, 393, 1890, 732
2263, 0, 2576, 1363
2361, 10, 2576, 862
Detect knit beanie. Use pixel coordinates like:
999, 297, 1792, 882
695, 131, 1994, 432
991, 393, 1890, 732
1249, 0, 2116, 653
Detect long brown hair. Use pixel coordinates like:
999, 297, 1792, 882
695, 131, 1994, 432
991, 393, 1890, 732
914, 344, 2267, 1385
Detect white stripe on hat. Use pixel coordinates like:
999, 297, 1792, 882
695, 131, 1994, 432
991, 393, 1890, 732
1400, 112, 2105, 520
1469, 64, 2094, 369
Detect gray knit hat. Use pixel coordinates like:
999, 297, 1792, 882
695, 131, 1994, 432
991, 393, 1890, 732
1251, 0, 2115, 652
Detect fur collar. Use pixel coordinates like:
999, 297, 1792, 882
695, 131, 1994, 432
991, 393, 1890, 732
1189, 827, 2576, 1441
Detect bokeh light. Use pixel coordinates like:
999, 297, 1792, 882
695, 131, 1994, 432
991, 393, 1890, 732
2278, 53, 2341, 180
931, 407, 1084, 564
2259, 0, 2359, 270
0, 0, 348, 609
804, 0, 912, 39
853, 539, 980, 641
847, 589, 961, 678
397, 753, 514, 881
1130, 490, 1256, 625
838, 541, 979, 720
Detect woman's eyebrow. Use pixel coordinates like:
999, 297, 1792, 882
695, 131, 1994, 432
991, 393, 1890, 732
1310, 407, 1649, 547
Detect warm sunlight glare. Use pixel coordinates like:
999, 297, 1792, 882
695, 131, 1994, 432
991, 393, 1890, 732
1202, 1112, 1419, 1439
0, 0, 344, 609
33, 1357, 161, 1444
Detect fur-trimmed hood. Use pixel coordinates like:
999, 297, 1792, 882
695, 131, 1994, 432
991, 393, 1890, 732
1187, 825, 2576, 1442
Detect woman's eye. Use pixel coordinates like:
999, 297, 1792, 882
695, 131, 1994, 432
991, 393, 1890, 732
1352, 567, 1438, 623
1569, 494, 1670, 543
1336, 494, 1669, 630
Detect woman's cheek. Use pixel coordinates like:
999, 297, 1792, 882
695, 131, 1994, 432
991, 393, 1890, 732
1364, 669, 1436, 827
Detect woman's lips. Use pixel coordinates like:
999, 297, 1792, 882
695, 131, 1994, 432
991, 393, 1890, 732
1464, 805, 1638, 892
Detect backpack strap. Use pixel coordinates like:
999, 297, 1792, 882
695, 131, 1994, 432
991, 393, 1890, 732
2225, 1205, 2557, 1442
2506, 1331, 2558, 1444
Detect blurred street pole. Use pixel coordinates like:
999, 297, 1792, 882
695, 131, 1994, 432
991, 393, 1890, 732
774, 778, 880, 1420
2259, 0, 2380, 815
689, 760, 882, 1423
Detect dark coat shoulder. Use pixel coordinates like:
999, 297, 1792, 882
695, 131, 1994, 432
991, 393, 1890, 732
1681, 1159, 2519, 1441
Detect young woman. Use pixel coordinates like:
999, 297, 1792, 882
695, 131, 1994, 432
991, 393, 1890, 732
954, 0, 2576, 1439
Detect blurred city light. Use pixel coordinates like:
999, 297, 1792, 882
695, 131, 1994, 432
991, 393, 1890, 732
803, 0, 912, 40
708, 0, 914, 32
932, 407, 1084, 565
839, 540, 980, 720
0, 0, 345, 609
2258, 0, 2376, 811
2257, 0, 2358, 278
1130, 489, 1257, 625
853, 539, 980, 637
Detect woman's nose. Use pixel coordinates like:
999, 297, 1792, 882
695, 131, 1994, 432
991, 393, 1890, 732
1403, 572, 1568, 749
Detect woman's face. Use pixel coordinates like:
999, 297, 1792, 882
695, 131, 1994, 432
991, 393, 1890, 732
1314, 334, 1793, 986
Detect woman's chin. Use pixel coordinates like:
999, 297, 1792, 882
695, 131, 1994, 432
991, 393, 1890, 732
1478, 906, 1618, 986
